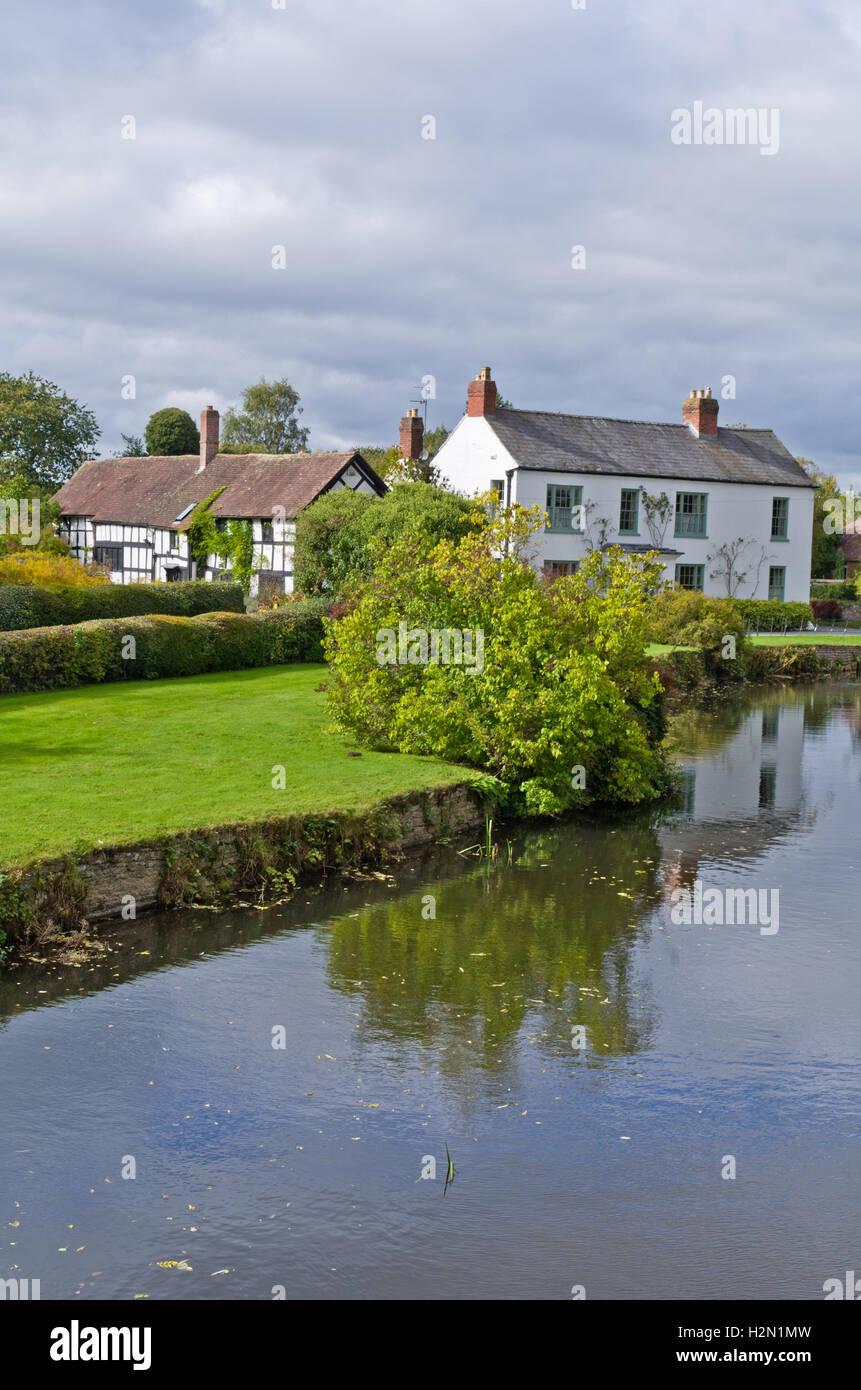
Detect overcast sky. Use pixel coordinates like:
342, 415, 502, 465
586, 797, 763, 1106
3, 0, 860, 482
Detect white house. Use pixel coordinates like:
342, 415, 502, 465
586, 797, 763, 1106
424, 369, 814, 601
53, 406, 386, 596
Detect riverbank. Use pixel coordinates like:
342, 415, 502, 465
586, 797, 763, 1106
0, 663, 493, 952
0, 782, 488, 956
3, 644, 859, 955
649, 639, 861, 710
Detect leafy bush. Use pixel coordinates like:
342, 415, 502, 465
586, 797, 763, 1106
0, 579, 244, 632
811, 581, 856, 602
811, 598, 842, 621
293, 482, 479, 596
0, 606, 324, 694
648, 588, 746, 649
324, 511, 670, 815
0, 550, 109, 586
735, 599, 814, 630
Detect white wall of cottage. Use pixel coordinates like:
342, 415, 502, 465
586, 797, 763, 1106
433, 414, 814, 601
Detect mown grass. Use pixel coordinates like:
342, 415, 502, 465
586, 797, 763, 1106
0, 665, 478, 868
747, 633, 861, 646
646, 635, 861, 656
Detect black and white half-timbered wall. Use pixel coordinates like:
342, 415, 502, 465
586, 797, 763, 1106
55, 406, 386, 595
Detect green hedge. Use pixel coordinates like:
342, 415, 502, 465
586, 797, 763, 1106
735, 599, 813, 630
811, 581, 856, 602
0, 580, 245, 632
0, 608, 325, 695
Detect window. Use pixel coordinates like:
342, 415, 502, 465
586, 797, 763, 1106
675, 492, 708, 538
771, 496, 789, 541
490, 479, 504, 502
768, 565, 786, 601
171, 532, 182, 552
93, 544, 123, 573
261, 520, 274, 544
544, 560, 579, 578
545, 484, 583, 532
619, 488, 639, 534
675, 563, 705, 591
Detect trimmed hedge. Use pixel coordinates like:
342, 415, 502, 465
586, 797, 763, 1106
0, 608, 325, 695
735, 599, 813, 630
0, 580, 244, 633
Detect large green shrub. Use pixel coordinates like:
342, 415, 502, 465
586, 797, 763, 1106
324, 512, 670, 815
0, 580, 244, 632
0, 605, 325, 695
293, 482, 479, 596
735, 599, 813, 630
648, 588, 746, 649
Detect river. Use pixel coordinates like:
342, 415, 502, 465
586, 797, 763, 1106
2, 683, 860, 1300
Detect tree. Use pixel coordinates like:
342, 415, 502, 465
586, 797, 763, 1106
707, 536, 755, 597
145, 408, 199, 456
324, 509, 670, 815
800, 458, 842, 578
293, 482, 479, 595
220, 377, 309, 454
120, 433, 146, 457
292, 488, 373, 596
0, 372, 100, 491
639, 489, 673, 550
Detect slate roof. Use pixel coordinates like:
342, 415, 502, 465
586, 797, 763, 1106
488, 409, 814, 489
54, 451, 383, 527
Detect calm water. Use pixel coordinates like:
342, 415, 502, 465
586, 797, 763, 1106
2, 684, 860, 1301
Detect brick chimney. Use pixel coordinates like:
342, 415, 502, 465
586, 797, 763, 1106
467, 366, 497, 417
399, 407, 423, 460
199, 405, 219, 471
682, 388, 719, 438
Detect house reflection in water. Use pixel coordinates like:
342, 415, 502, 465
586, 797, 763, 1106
662, 695, 808, 889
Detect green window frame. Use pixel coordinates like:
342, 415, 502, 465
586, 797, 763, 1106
619, 488, 639, 535
771, 496, 789, 541
768, 565, 786, 601
675, 563, 705, 592
675, 491, 708, 538
545, 484, 583, 532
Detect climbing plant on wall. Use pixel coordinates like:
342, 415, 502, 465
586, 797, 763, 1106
183, 489, 257, 594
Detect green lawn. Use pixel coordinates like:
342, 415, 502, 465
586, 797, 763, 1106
0, 665, 478, 869
747, 633, 861, 647
647, 635, 861, 656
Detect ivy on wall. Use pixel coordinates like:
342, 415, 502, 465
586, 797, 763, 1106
183, 488, 257, 593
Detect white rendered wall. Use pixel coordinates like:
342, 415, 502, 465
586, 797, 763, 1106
433, 416, 814, 601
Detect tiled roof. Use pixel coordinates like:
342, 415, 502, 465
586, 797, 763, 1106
488, 409, 814, 488
54, 451, 382, 527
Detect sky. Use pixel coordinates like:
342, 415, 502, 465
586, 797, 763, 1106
2, 0, 860, 483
